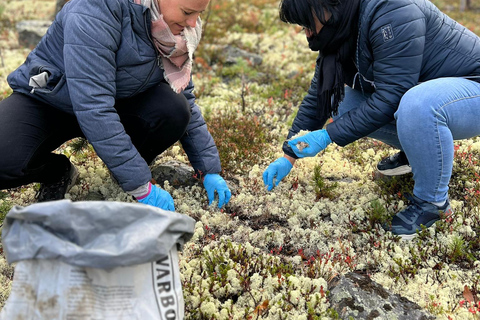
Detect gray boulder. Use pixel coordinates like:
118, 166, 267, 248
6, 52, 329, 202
151, 160, 201, 188
202, 44, 263, 67
224, 45, 263, 66
328, 272, 436, 320
151, 160, 238, 195
16, 20, 51, 48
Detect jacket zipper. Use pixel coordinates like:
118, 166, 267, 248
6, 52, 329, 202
30, 66, 45, 94
353, 21, 377, 91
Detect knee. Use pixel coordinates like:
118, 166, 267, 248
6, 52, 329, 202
395, 85, 437, 126
151, 92, 191, 141
169, 94, 191, 129
145, 85, 191, 133
158, 82, 191, 127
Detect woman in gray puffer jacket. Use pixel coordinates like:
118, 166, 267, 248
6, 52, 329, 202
263, 0, 480, 239
0, 0, 231, 210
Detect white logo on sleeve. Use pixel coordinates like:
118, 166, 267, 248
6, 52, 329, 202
381, 24, 394, 42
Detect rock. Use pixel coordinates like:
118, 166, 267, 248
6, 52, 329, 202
328, 272, 436, 320
84, 191, 104, 201
151, 160, 239, 195
287, 70, 299, 79
151, 160, 201, 188
203, 44, 263, 67
16, 20, 51, 48
224, 45, 263, 66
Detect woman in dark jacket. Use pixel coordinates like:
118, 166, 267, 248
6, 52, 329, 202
0, 0, 231, 210
263, 0, 480, 239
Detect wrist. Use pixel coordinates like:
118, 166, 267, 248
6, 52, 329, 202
324, 128, 332, 144
284, 154, 296, 166
128, 182, 151, 199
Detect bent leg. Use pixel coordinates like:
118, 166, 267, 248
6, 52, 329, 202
0, 93, 83, 189
396, 78, 480, 203
115, 82, 191, 164
334, 86, 402, 149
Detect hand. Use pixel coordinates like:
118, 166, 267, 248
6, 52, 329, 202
203, 173, 232, 208
137, 183, 175, 211
263, 157, 293, 191
288, 129, 332, 158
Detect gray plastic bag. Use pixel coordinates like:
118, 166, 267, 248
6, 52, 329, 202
0, 200, 195, 319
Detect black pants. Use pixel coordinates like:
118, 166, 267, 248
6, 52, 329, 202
0, 82, 190, 189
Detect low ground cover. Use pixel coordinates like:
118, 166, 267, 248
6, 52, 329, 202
1, 0, 480, 318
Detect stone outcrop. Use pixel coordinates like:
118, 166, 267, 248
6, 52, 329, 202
16, 20, 51, 48
151, 160, 201, 188
16, 0, 67, 48
223, 45, 263, 66
328, 272, 436, 320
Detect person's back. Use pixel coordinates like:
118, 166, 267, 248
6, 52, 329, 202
357, 0, 480, 89
265, 0, 480, 240
419, 0, 480, 80
7, 0, 164, 113
0, 0, 231, 209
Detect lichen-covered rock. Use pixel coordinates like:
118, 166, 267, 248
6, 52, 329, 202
328, 272, 436, 320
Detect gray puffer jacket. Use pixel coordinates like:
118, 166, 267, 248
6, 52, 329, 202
7, 0, 221, 192
284, 0, 480, 156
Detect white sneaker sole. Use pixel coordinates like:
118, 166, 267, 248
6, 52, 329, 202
377, 165, 412, 176
398, 233, 417, 241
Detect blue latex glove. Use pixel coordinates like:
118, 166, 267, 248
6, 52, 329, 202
203, 173, 232, 208
263, 157, 293, 191
137, 183, 175, 211
288, 129, 332, 158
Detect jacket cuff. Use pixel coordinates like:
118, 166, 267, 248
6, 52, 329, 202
127, 182, 151, 199
282, 140, 299, 159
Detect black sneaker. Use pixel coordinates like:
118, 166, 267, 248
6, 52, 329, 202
387, 194, 453, 240
377, 151, 411, 176
36, 162, 79, 202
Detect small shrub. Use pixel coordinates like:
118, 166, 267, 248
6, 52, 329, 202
312, 162, 338, 200
205, 109, 273, 177
448, 236, 471, 263
450, 145, 480, 211
373, 174, 414, 207
365, 199, 390, 229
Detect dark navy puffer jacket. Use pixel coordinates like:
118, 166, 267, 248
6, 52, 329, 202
7, 0, 221, 192
283, 0, 480, 156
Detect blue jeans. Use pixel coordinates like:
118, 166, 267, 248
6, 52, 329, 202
335, 78, 480, 203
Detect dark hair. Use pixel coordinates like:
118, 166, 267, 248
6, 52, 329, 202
279, 0, 340, 34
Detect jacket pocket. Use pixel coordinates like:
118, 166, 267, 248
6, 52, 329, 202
28, 64, 65, 95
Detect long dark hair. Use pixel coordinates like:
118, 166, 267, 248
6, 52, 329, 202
279, 0, 340, 34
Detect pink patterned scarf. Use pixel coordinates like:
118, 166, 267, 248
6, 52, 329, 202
135, 0, 202, 93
